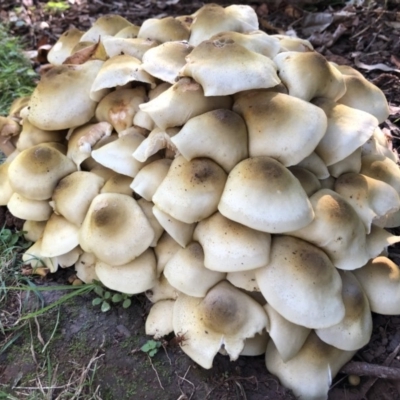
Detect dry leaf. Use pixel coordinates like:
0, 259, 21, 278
62, 40, 107, 65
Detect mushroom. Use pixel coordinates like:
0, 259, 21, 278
138, 17, 190, 43
145, 299, 175, 339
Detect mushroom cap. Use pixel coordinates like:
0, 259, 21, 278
100, 173, 133, 196
287, 167, 321, 197
141, 41, 193, 84
75, 252, 98, 284
272, 34, 314, 52
95, 248, 157, 294
41, 213, 80, 258
313, 98, 378, 166
171, 109, 248, 173
218, 156, 314, 233
274, 51, 346, 102
22, 238, 58, 272
51, 171, 105, 226
102, 37, 159, 60
180, 39, 280, 96
233, 91, 327, 166
28, 60, 104, 130
145, 300, 175, 339
328, 147, 362, 178
266, 332, 356, 400
138, 16, 190, 43
146, 273, 180, 303
22, 220, 46, 242
137, 198, 164, 247
289, 189, 370, 271
0, 162, 14, 206
315, 270, 372, 351
296, 151, 329, 180
80, 193, 155, 265
115, 25, 140, 38
154, 231, 183, 276
8, 143, 77, 200
264, 303, 311, 363
8, 193, 52, 221
164, 242, 226, 297
47, 28, 84, 65
256, 235, 345, 329
153, 156, 227, 224
139, 78, 232, 130
172, 281, 268, 369
193, 212, 271, 272
353, 256, 400, 315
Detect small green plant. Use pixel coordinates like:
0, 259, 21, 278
140, 340, 162, 357
44, 1, 70, 13
91, 280, 133, 312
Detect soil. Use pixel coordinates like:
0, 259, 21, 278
1, 1, 400, 399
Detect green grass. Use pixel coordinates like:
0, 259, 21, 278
0, 24, 37, 116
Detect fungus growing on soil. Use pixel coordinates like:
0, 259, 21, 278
2, 4, 400, 399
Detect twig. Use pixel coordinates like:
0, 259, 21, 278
340, 361, 400, 380
176, 366, 195, 400
34, 317, 45, 346
148, 355, 164, 390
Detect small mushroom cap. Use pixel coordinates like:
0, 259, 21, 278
8, 193, 52, 221
218, 156, 314, 233
8, 143, 77, 200
95, 87, 146, 134
233, 91, 327, 166
266, 332, 356, 400
141, 41, 193, 84
90, 55, 155, 101
51, 171, 105, 226
256, 235, 345, 329
95, 248, 157, 294
80, 193, 155, 265
180, 39, 280, 96
272, 34, 314, 52
264, 303, 311, 363
313, 98, 378, 166
173, 281, 269, 369
164, 242, 226, 297
80, 15, 133, 42
100, 173, 133, 196
130, 159, 172, 201
146, 273, 180, 303
138, 16, 190, 43
28, 60, 104, 130
226, 269, 260, 292
315, 270, 372, 351
353, 256, 400, 315
145, 299, 175, 339
193, 212, 271, 272
75, 252, 98, 284
22, 238, 58, 272
189, 4, 258, 47
57, 246, 83, 268
153, 156, 227, 224
296, 151, 329, 180
152, 205, 195, 248
154, 231, 183, 276
240, 331, 269, 356
273, 51, 345, 101
0, 162, 14, 205
171, 109, 248, 173
102, 37, 159, 60
137, 199, 164, 247
328, 147, 362, 178
139, 78, 232, 130
287, 167, 321, 197
22, 220, 46, 242
47, 28, 84, 65
40, 213, 80, 257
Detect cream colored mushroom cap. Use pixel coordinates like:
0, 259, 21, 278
40, 213, 80, 258
316, 270, 372, 351
8, 143, 76, 201
296, 151, 329, 180
256, 235, 345, 329
145, 300, 175, 339
141, 41, 193, 84
172, 281, 268, 369
164, 242, 226, 297
289, 189, 370, 271
75, 252, 98, 284
273, 51, 345, 101
171, 109, 248, 173
146, 273, 180, 303
90, 55, 156, 100
0, 162, 14, 205
154, 232, 183, 276
22, 238, 58, 272
47, 28, 84, 65
180, 39, 280, 96
287, 167, 321, 197
328, 147, 362, 178
22, 220, 46, 242
226, 269, 261, 292
153, 156, 227, 224
264, 303, 311, 363
353, 256, 400, 315
51, 171, 105, 226
272, 34, 314, 52
115, 25, 140, 38
102, 37, 159, 60
8, 193, 52, 221
80, 14, 133, 42
138, 16, 190, 43
210, 31, 280, 59
313, 98, 378, 166
95, 248, 157, 294
139, 78, 232, 130
28, 60, 104, 130
100, 173, 133, 196
80, 193, 155, 265
193, 212, 271, 272
233, 91, 327, 166
266, 332, 356, 400
218, 156, 314, 233
137, 199, 164, 247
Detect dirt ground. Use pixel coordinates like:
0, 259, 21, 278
1, 1, 400, 399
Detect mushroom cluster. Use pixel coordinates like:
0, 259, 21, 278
2, 4, 400, 399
